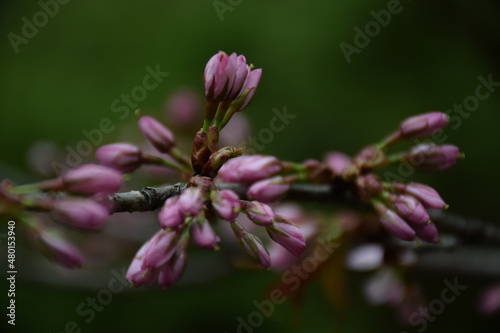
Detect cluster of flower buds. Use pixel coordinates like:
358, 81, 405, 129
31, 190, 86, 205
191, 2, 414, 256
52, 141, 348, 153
126, 174, 306, 288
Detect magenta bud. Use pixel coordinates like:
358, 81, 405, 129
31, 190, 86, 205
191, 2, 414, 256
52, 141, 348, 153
218, 155, 282, 183
266, 215, 306, 257
177, 187, 206, 217
95, 143, 142, 173
247, 177, 290, 203
50, 199, 110, 231
394, 182, 447, 209
142, 229, 177, 269
235, 67, 262, 112
204, 51, 237, 101
399, 112, 449, 140
412, 222, 440, 243
165, 88, 202, 128
375, 203, 416, 241
158, 247, 188, 290
38, 230, 83, 269
191, 218, 219, 249
210, 189, 240, 222
230, 221, 271, 268
226, 54, 249, 100
62, 164, 123, 194
158, 196, 185, 230
325, 151, 353, 175
242, 201, 275, 226
138, 115, 176, 154
392, 195, 430, 225
405, 143, 461, 172
126, 241, 157, 287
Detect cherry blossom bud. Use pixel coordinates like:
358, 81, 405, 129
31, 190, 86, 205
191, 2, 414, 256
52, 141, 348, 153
392, 195, 430, 225
218, 155, 282, 183
325, 151, 353, 174
345, 243, 384, 272
374, 203, 416, 241
126, 242, 157, 287
165, 88, 202, 128
235, 68, 262, 112
247, 177, 290, 204
204, 51, 237, 101
96, 143, 142, 173
50, 199, 110, 231
158, 196, 185, 230
191, 218, 219, 249
142, 229, 177, 269
405, 143, 461, 172
158, 237, 189, 289
38, 230, 83, 269
242, 201, 274, 226
210, 189, 240, 221
394, 182, 447, 209
412, 222, 440, 243
226, 54, 250, 100
399, 112, 449, 140
62, 164, 123, 194
138, 116, 176, 154
231, 221, 271, 268
177, 187, 206, 217
266, 215, 305, 257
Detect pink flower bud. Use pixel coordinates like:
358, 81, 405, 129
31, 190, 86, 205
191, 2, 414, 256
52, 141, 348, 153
392, 195, 430, 225
231, 221, 271, 268
226, 54, 250, 100
394, 182, 447, 209
375, 203, 416, 241
142, 229, 177, 269
211, 189, 240, 221
399, 112, 449, 140
204, 51, 237, 101
190, 218, 219, 249
235, 67, 262, 112
405, 143, 461, 172
158, 196, 185, 230
247, 177, 290, 203
50, 199, 110, 231
266, 215, 305, 257
95, 143, 142, 173
325, 151, 353, 174
158, 246, 188, 290
177, 187, 206, 217
242, 201, 275, 226
218, 155, 282, 184
38, 230, 83, 269
412, 222, 440, 243
165, 88, 202, 128
62, 164, 123, 194
138, 116, 175, 154
126, 241, 157, 287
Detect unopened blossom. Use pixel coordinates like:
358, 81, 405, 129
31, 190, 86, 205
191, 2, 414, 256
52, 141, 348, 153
204, 51, 237, 101
158, 196, 185, 230
191, 218, 219, 249
141, 229, 177, 269
391, 195, 429, 225
405, 143, 461, 172
138, 115, 176, 154
177, 187, 206, 217
62, 164, 123, 194
393, 182, 447, 209
210, 189, 240, 221
242, 201, 275, 226
226, 53, 250, 100
50, 199, 110, 231
374, 203, 416, 241
235, 67, 262, 112
126, 241, 157, 287
158, 238, 189, 290
266, 215, 305, 257
231, 221, 271, 268
218, 155, 282, 183
95, 143, 142, 173
247, 177, 290, 203
38, 230, 83, 269
399, 112, 449, 140
412, 222, 440, 244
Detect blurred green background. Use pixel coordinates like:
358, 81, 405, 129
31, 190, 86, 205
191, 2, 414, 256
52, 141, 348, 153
1, 0, 500, 332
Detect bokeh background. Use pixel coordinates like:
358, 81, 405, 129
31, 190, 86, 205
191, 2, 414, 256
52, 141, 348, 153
1, 0, 500, 332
